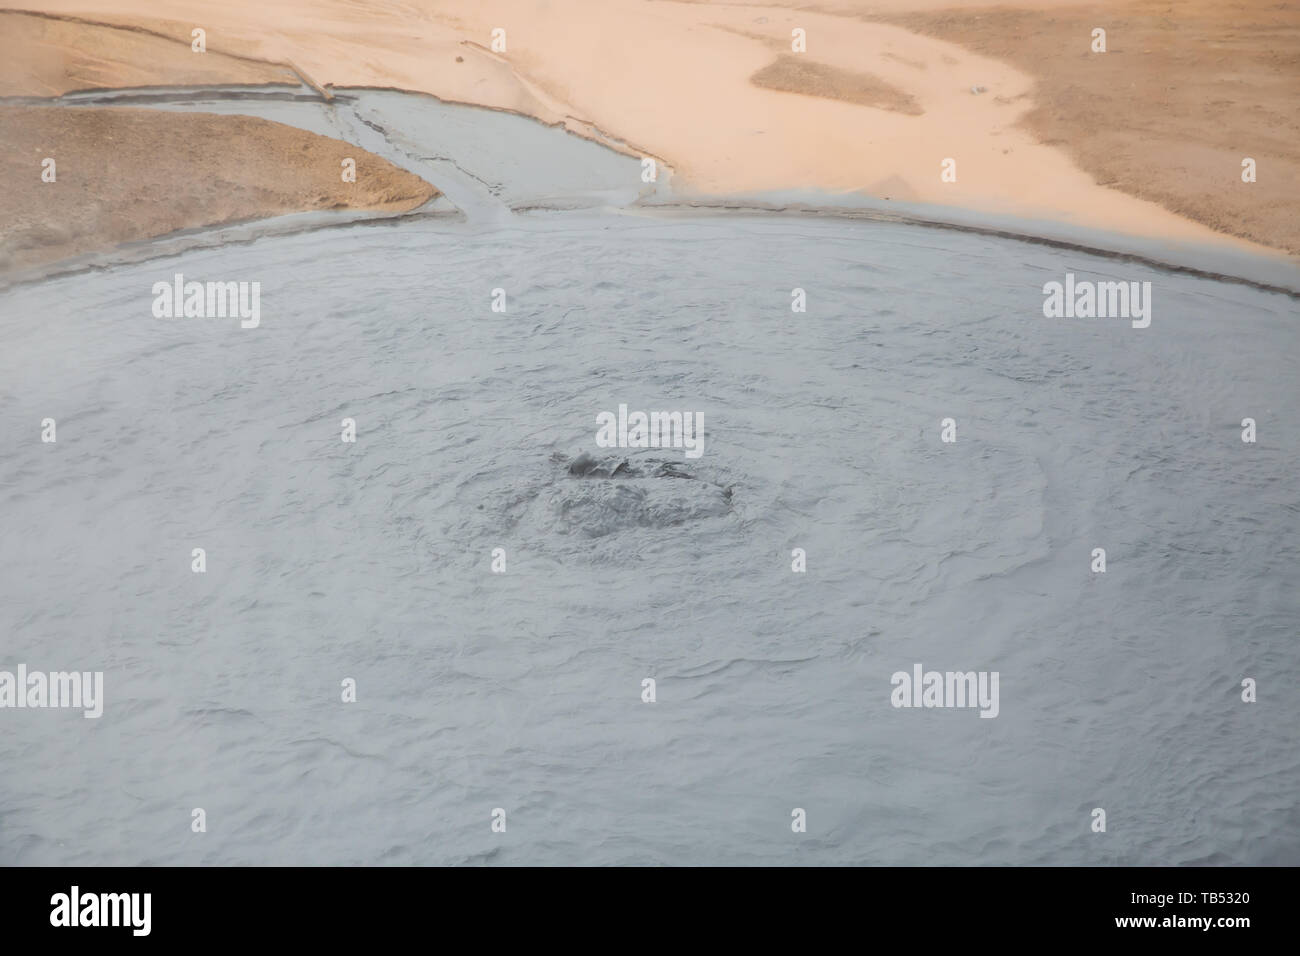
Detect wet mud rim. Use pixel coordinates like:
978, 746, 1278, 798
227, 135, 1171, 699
2, 84, 1297, 298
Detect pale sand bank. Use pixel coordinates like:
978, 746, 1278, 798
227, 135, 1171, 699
0, 104, 437, 272
0, 12, 439, 272
0, 8, 296, 94
870, 0, 1300, 256
3, 1, 1297, 262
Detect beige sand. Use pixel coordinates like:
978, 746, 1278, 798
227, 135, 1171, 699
0, 105, 437, 272
869, 0, 1300, 256
0, 12, 438, 273
749, 56, 923, 116
4, 1, 1297, 259
0, 9, 297, 95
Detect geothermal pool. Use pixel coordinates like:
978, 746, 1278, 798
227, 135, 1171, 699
0, 91, 1297, 866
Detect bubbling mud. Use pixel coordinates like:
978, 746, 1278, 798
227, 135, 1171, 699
549, 452, 734, 537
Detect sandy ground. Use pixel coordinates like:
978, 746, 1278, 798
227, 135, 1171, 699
871, 0, 1300, 255
749, 55, 923, 116
0, 8, 296, 94
3, 1, 1297, 260
0, 105, 437, 273
0, 12, 437, 273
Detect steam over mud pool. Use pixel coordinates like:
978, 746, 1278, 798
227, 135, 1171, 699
1, 91, 1298, 866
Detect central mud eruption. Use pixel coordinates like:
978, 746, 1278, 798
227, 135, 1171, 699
550, 452, 735, 537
